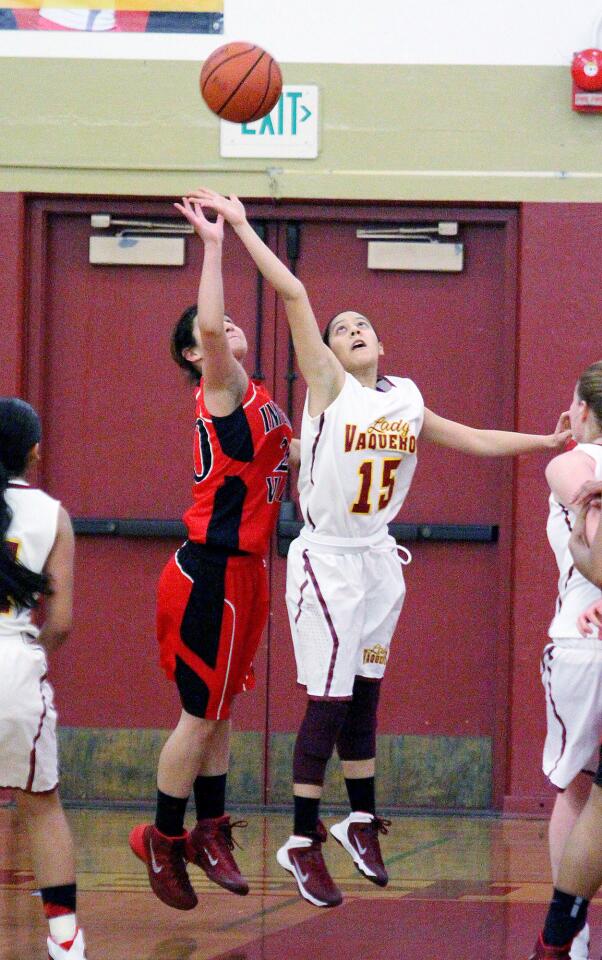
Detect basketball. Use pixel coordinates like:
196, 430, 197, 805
200, 41, 283, 124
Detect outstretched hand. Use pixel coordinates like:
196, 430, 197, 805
174, 196, 224, 243
185, 188, 247, 228
550, 410, 572, 449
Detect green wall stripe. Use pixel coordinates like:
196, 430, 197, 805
57, 727, 491, 810
0, 60, 600, 200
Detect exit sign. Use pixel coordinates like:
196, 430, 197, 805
220, 85, 319, 159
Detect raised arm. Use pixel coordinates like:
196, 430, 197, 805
421, 408, 572, 456
174, 197, 248, 416
186, 188, 345, 417
38, 506, 74, 654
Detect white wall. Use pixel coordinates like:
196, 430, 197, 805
1, 0, 601, 63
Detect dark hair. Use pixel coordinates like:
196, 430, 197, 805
322, 310, 380, 346
171, 305, 201, 384
577, 360, 602, 430
0, 398, 51, 609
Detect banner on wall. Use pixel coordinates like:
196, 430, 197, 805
0, 0, 222, 32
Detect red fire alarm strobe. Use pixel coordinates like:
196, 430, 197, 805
572, 47, 602, 112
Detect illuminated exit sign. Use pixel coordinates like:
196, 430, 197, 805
220, 85, 319, 159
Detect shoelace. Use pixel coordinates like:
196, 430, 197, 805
370, 816, 392, 836
219, 818, 248, 850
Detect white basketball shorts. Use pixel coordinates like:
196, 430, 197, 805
286, 531, 406, 699
541, 637, 602, 789
0, 633, 58, 792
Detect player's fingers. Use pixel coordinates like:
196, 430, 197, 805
573, 480, 602, 504
577, 614, 592, 636
174, 201, 194, 221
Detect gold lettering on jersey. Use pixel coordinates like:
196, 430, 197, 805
362, 643, 388, 665
344, 417, 416, 454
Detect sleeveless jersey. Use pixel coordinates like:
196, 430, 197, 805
547, 442, 602, 638
0, 480, 60, 639
297, 372, 424, 539
183, 378, 292, 556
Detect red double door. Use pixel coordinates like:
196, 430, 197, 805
28, 198, 518, 808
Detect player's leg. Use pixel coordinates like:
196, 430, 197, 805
185, 715, 250, 895
0, 639, 85, 957
129, 707, 212, 911
275, 697, 349, 907
548, 775, 593, 960
280, 542, 361, 906
17, 789, 87, 959
329, 543, 403, 886
528, 750, 602, 960
130, 545, 231, 910
184, 552, 269, 896
541, 637, 602, 959
331, 676, 389, 886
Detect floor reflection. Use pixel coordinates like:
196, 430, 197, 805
0, 808, 599, 960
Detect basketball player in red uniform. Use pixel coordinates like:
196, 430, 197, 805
129, 197, 292, 910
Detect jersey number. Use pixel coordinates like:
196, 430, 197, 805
350, 458, 402, 514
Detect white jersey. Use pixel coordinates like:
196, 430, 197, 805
0, 480, 60, 639
298, 372, 424, 540
547, 443, 602, 638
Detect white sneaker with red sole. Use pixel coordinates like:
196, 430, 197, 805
47, 928, 87, 959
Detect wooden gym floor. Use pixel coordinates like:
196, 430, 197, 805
1, 807, 600, 960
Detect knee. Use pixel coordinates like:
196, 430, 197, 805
337, 678, 380, 761
16, 786, 60, 817
293, 699, 350, 785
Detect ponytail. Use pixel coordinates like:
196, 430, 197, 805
0, 398, 51, 610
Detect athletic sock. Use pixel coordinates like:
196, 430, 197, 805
345, 776, 375, 816
542, 888, 589, 947
41, 883, 77, 947
155, 789, 188, 837
193, 773, 227, 821
293, 795, 320, 838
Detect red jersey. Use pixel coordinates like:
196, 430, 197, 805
183, 379, 292, 556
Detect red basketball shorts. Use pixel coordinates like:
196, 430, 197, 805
157, 541, 269, 720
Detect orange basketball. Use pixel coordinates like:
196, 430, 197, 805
200, 41, 283, 124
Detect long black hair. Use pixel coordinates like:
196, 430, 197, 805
0, 398, 51, 609
171, 305, 201, 384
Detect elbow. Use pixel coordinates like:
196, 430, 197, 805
282, 278, 306, 302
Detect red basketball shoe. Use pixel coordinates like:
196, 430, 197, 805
185, 815, 249, 895
129, 823, 198, 910
330, 811, 390, 886
276, 829, 342, 907
528, 933, 572, 959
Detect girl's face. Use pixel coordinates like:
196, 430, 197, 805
326, 312, 383, 373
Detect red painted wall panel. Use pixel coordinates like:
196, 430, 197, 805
506, 203, 602, 811
0, 194, 24, 395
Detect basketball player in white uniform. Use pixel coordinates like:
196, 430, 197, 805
530, 362, 602, 960
187, 187, 572, 907
0, 398, 86, 960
